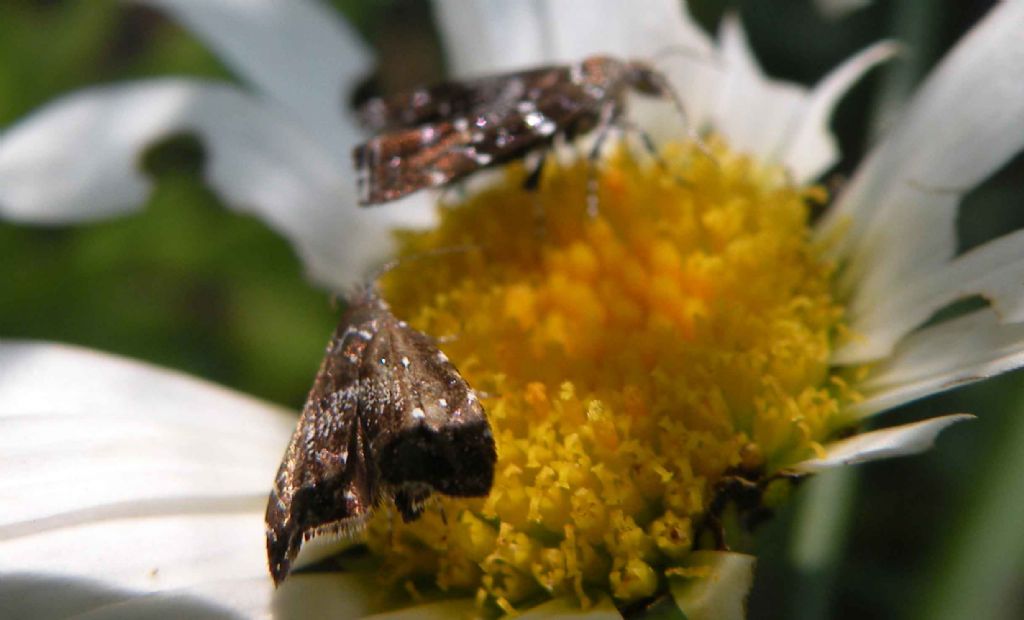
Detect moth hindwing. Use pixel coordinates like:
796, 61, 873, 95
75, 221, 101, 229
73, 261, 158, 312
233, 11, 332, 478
353, 55, 675, 205
264, 289, 496, 585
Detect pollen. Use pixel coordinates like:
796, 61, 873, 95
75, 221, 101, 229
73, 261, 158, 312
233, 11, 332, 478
370, 137, 850, 610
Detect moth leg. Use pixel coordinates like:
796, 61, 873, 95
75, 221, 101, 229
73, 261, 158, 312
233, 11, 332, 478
522, 150, 548, 191
617, 118, 690, 189
522, 151, 549, 242
697, 474, 759, 550
394, 483, 432, 522
584, 102, 624, 218
696, 471, 805, 549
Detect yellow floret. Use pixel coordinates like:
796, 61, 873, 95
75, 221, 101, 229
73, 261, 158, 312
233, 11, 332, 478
371, 137, 853, 609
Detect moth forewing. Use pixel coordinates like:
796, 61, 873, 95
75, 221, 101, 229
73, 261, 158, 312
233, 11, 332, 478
264, 291, 495, 585
353, 55, 682, 206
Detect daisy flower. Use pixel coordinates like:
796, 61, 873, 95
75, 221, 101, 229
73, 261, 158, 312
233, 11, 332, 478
3, 0, 1024, 618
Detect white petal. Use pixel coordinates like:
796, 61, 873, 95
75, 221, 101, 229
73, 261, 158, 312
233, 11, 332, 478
0, 341, 294, 522
0, 341, 293, 592
850, 309, 1024, 418
780, 41, 899, 183
837, 227, 1024, 363
272, 573, 381, 618
2, 574, 379, 620
431, 0, 721, 133
668, 551, 756, 620
2, 569, 385, 618
709, 16, 806, 161
0, 80, 433, 290
2, 512, 269, 594
66, 578, 270, 620
431, 0, 549, 76
817, 1, 1024, 303
709, 19, 891, 179
790, 414, 973, 473
435, 0, 713, 76
135, 0, 372, 153
541, 0, 720, 134
0, 574, 132, 620
541, 0, 711, 62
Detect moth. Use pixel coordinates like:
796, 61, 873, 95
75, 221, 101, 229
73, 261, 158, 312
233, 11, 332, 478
353, 55, 683, 205
265, 288, 496, 585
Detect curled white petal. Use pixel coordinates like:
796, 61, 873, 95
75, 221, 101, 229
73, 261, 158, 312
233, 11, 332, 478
135, 0, 372, 153
818, 1, 1024, 306
850, 309, 1024, 418
710, 17, 893, 180
0, 79, 433, 290
838, 227, 1024, 363
780, 41, 899, 183
790, 414, 973, 473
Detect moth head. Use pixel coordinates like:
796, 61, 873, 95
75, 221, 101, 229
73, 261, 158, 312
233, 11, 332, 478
626, 61, 672, 97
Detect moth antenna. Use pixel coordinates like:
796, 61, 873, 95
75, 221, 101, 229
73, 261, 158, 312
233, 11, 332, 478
649, 44, 721, 70
646, 69, 718, 166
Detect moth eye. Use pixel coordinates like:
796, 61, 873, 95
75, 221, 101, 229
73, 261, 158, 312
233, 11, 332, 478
411, 407, 426, 420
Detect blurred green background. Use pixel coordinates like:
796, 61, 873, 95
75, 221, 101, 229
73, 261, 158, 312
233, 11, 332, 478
2, 1, 1022, 619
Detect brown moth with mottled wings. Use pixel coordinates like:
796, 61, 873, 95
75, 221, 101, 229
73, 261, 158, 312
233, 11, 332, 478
265, 287, 496, 585
352, 55, 685, 205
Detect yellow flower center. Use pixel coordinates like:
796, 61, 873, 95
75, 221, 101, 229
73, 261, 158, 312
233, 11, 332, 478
368, 138, 852, 612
